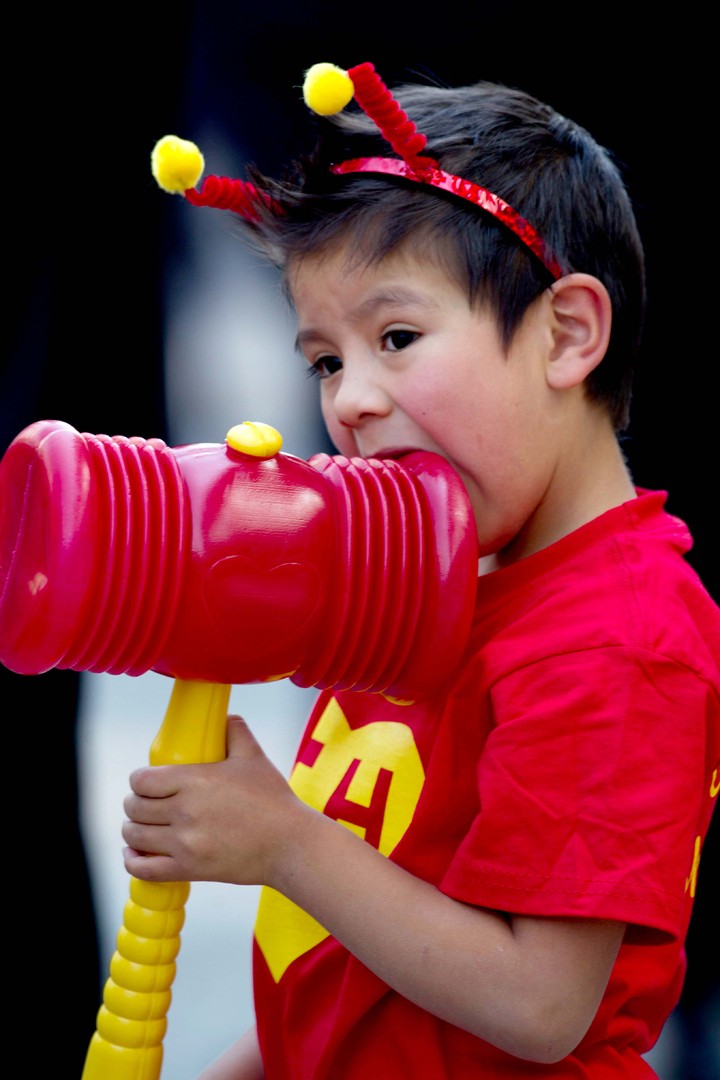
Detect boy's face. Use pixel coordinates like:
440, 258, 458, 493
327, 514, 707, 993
291, 245, 564, 558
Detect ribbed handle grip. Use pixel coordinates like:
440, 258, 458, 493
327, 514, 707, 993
81, 679, 230, 1080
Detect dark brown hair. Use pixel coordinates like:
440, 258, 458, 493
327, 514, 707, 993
240, 78, 646, 432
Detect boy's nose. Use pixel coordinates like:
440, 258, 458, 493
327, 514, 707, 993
331, 367, 392, 427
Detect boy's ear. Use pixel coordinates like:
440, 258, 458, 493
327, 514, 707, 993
546, 273, 612, 390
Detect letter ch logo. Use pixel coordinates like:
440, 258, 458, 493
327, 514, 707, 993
254, 697, 425, 982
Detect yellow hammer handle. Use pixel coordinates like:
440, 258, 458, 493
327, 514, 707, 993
81, 679, 231, 1080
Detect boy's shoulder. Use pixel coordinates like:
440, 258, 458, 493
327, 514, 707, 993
474, 490, 720, 683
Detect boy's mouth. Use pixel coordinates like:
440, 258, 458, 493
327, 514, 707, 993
364, 446, 421, 462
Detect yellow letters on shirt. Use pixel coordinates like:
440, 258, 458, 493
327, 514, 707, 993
254, 696, 424, 982
685, 764, 719, 899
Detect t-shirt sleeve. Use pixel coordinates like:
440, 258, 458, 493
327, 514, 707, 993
440, 645, 712, 941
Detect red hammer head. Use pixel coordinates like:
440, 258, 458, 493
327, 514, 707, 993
0, 420, 478, 701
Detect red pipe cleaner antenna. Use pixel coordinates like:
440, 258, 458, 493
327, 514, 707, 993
184, 175, 278, 222
346, 62, 433, 175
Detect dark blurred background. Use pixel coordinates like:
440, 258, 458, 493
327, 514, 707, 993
2, 6, 716, 1076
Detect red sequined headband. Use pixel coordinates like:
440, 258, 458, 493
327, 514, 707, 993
151, 61, 562, 280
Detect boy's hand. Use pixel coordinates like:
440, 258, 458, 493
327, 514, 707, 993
122, 715, 301, 886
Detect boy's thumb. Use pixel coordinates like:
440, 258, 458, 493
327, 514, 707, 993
226, 714, 261, 758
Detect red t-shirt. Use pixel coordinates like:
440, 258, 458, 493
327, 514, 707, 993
253, 490, 720, 1077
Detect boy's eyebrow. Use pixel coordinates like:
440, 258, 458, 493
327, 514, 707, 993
295, 287, 440, 352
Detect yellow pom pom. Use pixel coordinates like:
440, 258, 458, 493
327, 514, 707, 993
303, 63, 355, 116
226, 421, 283, 459
151, 135, 205, 194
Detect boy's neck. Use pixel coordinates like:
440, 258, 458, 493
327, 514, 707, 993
479, 426, 636, 576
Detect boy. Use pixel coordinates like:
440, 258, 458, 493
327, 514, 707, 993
123, 62, 720, 1077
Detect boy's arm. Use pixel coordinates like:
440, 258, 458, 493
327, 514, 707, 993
268, 802, 624, 1063
196, 1025, 264, 1080
123, 717, 625, 1065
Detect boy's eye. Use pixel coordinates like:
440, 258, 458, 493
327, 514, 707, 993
383, 329, 419, 352
307, 355, 342, 380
